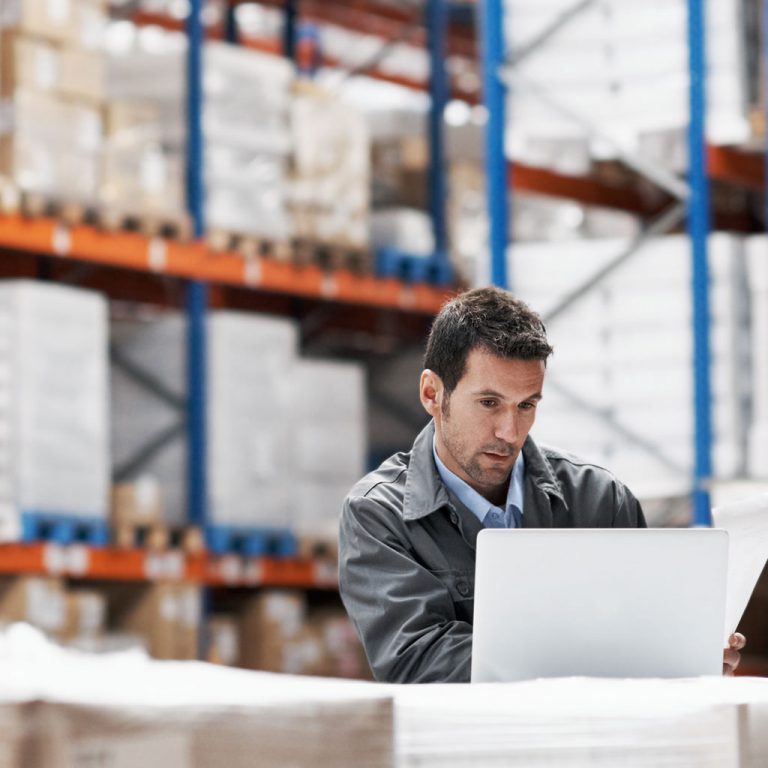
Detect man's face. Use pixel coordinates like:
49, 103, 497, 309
420, 348, 545, 504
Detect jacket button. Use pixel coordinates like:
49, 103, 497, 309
449, 511, 459, 525
456, 580, 470, 597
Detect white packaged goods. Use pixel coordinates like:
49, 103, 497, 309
502, 0, 749, 170
0, 88, 102, 202
0, 281, 109, 538
288, 358, 366, 534
370, 208, 434, 257
513, 234, 748, 499
0, 624, 393, 768
101, 101, 185, 221
10, 625, 768, 765
289, 80, 370, 248
105, 28, 293, 238
745, 236, 768, 477
111, 311, 299, 527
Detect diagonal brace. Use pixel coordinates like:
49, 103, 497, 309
543, 201, 686, 325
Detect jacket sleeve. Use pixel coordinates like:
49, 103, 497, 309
612, 481, 647, 528
339, 495, 472, 683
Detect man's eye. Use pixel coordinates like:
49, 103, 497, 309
519, 401, 536, 411
480, 399, 497, 408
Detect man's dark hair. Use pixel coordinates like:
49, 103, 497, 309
424, 286, 553, 396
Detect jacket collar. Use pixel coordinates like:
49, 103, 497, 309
402, 420, 567, 522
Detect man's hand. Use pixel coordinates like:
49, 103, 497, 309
723, 633, 746, 676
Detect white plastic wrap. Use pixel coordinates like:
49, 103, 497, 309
512, 234, 749, 500
0, 281, 109, 537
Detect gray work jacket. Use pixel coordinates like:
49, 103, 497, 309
338, 421, 646, 683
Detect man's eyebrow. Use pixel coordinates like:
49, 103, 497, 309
472, 389, 543, 401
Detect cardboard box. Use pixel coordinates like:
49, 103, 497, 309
0, 577, 67, 637
113, 583, 201, 661
0, 32, 104, 102
110, 479, 164, 529
0, 0, 106, 48
239, 590, 306, 671
206, 615, 240, 666
61, 589, 106, 642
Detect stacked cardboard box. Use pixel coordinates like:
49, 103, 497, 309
0, 576, 106, 645
0, 281, 110, 539
289, 79, 370, 250
112, 582, 200, 660
239, 590, 369, 678
0, 0, 106, 205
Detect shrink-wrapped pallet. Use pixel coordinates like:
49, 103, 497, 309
289, 80, 370, 250
0, 281, 109, 539
512, 233, 748, 501
105, 29, 292, 239
111, 311, 299, 527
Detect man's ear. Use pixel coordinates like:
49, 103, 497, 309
419, 369, 443, 417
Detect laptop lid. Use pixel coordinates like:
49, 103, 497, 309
471, 528, 729, 683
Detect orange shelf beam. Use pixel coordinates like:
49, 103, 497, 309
0, 544, 337, 589
707, 146, 764, 190
0, 214, 454, 315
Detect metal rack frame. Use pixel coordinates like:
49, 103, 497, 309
478, 0, 714, 523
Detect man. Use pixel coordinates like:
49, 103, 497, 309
339, 286, 744, 683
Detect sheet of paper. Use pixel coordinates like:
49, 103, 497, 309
713, 494, 768, 644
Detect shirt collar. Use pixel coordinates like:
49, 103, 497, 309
432, 436, 525, 525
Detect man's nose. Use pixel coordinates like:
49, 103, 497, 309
494, 410, 520, 445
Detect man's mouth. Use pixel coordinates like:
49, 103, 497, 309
483, 451, 514, 461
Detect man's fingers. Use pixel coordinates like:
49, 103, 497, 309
728, 633, 747, 651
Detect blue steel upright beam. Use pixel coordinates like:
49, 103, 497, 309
479, 0, 510, 288
283, 0, 297, 60
185, 0, 208, 531
426, 0, 450, 271
687, 0, 713, 526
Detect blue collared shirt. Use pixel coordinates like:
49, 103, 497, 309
432, 438, 525, 528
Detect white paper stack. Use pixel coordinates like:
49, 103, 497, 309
512, 234, 748, 499
502, 0, 749, 172
105, 26, 293, 239
289, 358, 367, 536
745, 236, 768, 478
0, 281, 109, 539
111, 310, 299, 527
0, 623, 393, 768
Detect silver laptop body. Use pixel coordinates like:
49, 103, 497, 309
471, 528, 729, 683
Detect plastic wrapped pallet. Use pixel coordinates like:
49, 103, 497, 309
111, 310, 299, 527
289, 80, 371, 249
105, 28, 292, 240
0, 2, 107, 206
510, 234, 748, 501
0, 281, 109, 539
288, 358, 367, 536
502, 0, 749, 171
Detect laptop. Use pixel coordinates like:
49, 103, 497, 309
471, 528, 729, 683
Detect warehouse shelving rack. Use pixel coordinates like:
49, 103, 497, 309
479, 0, 717, 525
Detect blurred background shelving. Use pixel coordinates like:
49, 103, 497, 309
4, 0, 768, 678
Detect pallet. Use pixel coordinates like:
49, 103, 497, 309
112, 522, 205, 554
207, 229, 291, 262
205, 525, 298, 558
375, 247, 455, 286
295, 239, 372, 273
21, 512, 110, 547
296, 533, 338, 562
96, 208, 193, 242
